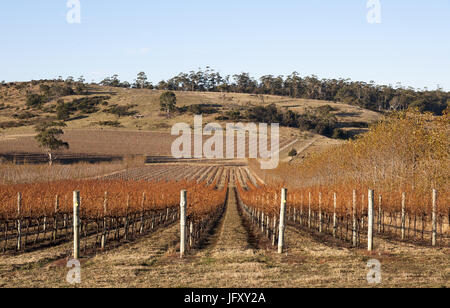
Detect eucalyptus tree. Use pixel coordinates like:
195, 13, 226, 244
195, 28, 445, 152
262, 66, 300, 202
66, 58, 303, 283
34, 121, 69, 165
136, 72, 149, 89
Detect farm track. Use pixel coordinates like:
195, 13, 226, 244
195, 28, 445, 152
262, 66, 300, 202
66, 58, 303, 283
204, 172, 254, 254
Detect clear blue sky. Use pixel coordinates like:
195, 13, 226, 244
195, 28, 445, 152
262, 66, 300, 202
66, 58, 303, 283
1, 0, 449, 90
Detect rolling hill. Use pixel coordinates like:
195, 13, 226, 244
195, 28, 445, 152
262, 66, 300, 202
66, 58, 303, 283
0, 81, 382, 160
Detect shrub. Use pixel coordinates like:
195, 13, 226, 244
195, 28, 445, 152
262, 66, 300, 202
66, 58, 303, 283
332, 128, 350, 140
0, 121, 25, 129
39, 84, 51, 96
26, 94, 45, 108
179, 104, 219, 115
50, 84, 75, 97
95, 120, 123, 128
56, 101, 72, 121
60, 96, 110, 117
288, 149, 298, 157
12, 111, 37, 120
160, 91, 177, 117
104, 104, 138, 117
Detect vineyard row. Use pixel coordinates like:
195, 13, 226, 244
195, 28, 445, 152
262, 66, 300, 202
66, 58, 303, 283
238, 182, 449, 248
0, 178, 228, 254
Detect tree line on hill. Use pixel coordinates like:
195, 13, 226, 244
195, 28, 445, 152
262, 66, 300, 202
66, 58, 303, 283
98, 68, 449, 115
3, 69, 448, 115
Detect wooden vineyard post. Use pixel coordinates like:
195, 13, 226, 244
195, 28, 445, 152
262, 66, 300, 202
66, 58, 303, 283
43, 216, 47, 241
378, 195, 382, 234
140, 193, 146, 234
368, 190, 374, 252
180, 190, 187, 258
124, 195, 130, 240
53, 195, 59, 242
261, 212, 265, 233
333, 193, 337, 238
401, 192, 406, 240
73, 191, 80, 260
278, 188, 287, 254
318, 192, 322, 233
17, 192, 22, 251
432, 190, 437, 247
308, 192, 312, 229
189, 221, 194, 247
272, 216, 277, 246
101, 192, 108, 249
300, 194, 303, 226
352, 190, 357, 247
361, 194, 365, 229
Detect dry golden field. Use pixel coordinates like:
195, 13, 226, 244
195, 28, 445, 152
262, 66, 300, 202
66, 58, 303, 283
0, 84, 381, 133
